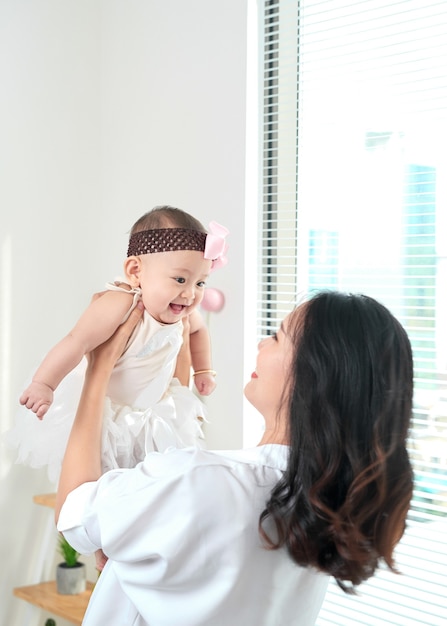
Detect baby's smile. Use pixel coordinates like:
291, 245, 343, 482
169, 303, 187, 315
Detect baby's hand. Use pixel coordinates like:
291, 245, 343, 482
94, 548, 108, 573
19, 381, 54, 420
194, 372, 216, 396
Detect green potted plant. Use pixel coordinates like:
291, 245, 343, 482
56, 534, 86, 595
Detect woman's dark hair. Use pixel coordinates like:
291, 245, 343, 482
260, 291, 414, 592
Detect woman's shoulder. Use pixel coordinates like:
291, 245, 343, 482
202, 445, 289, 472
138, 445, 289, 478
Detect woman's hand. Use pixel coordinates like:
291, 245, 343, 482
86, 299, 144, 378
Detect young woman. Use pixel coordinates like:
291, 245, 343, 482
55, 291, 414, 625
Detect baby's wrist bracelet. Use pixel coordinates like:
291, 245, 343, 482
193, 369, 217, 377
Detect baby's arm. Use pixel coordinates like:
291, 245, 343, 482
20, 290, 136, 419
188, 310, 216, 396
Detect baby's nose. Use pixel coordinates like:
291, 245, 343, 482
181, 285, 195, 299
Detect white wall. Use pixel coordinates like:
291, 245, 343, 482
0, 1, 248, 623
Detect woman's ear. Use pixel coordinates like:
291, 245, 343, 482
124, 256, 142, 287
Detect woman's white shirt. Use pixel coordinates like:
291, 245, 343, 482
57, 445, 329, 626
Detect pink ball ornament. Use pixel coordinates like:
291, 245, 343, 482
201, 288, 225, 313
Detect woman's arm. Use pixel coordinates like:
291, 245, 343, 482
173, 316, 192, 386
55, 300, 144, 523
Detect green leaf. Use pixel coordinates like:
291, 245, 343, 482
58, 534, 80, 567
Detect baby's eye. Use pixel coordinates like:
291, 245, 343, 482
175, 277, 186, 284
196, 281, 206, 288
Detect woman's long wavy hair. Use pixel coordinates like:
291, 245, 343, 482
259, 291, 414, 592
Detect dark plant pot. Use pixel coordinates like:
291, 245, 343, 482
56, 562, 87, 595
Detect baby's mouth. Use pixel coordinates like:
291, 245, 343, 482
170, 303, 186, 315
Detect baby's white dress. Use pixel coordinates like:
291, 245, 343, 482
5, 286, 206, 483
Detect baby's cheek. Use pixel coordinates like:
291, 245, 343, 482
195, 291, 204, 305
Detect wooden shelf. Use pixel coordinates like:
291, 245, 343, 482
14, 581, 94, 625
13, 493, 93, 624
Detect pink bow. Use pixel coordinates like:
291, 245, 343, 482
204, 221, 229, 270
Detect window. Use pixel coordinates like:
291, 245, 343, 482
255, 1, 447, 623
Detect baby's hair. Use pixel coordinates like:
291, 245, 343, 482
130, 205, 207, 235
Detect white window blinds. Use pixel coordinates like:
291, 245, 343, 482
256, 1, 447, 624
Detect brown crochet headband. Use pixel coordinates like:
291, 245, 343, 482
127, 228, 207, 257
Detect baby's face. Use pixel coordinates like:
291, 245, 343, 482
134, 249, 211, 324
